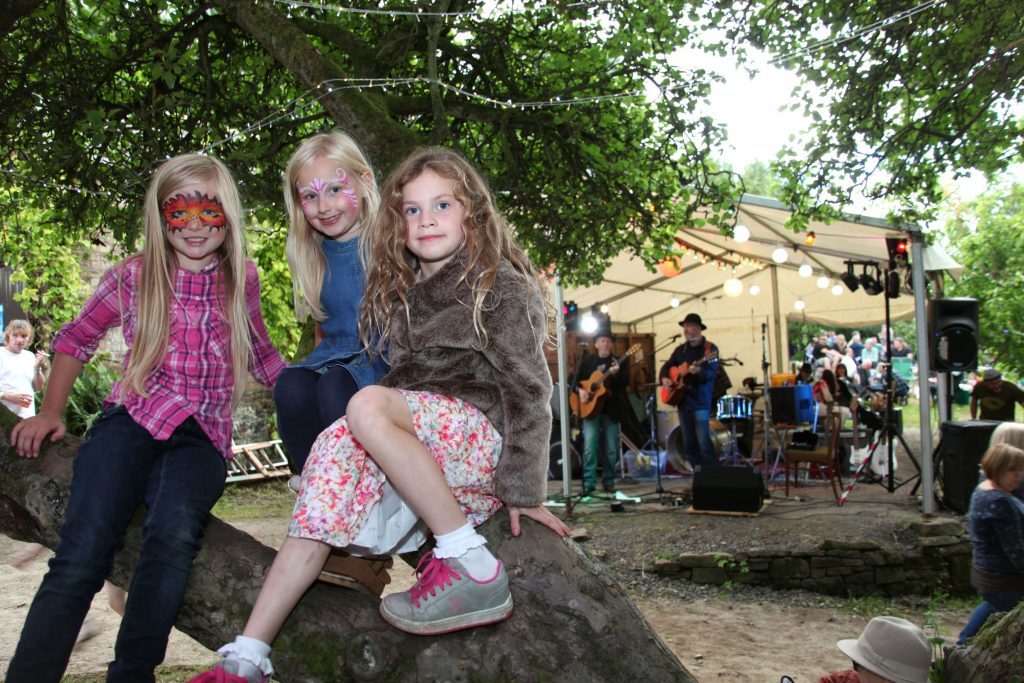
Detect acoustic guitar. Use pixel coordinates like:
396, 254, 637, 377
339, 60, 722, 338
661, 351, 719, 406
569, 344, 641, 419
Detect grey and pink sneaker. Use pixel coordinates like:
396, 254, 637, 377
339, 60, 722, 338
379, 552, 513, 635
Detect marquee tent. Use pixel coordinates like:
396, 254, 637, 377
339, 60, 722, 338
552, 194, 956, 513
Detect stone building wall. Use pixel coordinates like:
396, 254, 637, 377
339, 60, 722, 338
652, 520, 974, 596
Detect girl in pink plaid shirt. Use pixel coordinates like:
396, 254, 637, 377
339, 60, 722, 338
6, 154, 286, 683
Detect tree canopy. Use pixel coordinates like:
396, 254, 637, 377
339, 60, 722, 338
943, 179, 1024, 375
1, 0, 748, 286
720, 0, 1024, 227
3, 1, 1022, 287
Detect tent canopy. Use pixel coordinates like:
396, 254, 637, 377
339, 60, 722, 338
559, 194, 956, 379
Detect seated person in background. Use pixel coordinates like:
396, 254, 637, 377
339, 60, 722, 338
819, 616, 931, 683
860, 337, 880, 365
813, 369, 837, 417
957, 442, 1024, 645
971, 368, 1024, 422
796, 362, 814, 385
890, 337, 913, 359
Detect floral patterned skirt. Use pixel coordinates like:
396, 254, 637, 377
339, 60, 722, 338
288, 390, 503, 555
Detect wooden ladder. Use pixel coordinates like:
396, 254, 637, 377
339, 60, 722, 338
227, 440, 291, 484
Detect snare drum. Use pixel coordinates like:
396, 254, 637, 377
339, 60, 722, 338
717, 395, 752, 420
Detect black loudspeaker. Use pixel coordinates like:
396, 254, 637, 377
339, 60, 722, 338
928, 298, 979, 371
939, 420, 1000, 514
692, 467, 764, 513
768, 385, 815, 424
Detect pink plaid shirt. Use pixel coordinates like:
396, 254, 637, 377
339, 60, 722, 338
52, 255, 286, 458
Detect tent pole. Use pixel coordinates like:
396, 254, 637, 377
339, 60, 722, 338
554, 277, 573, 505
770, 265, 783, 371
909, 234, 935, 514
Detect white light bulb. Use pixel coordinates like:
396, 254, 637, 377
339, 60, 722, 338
794, 298, 806, 311
832, 284, 843, 296
600, 304, 609, 314
749, 285, 760, 296
733, 223, 750, 243
580, 313, 598, 333
772, 246, 789, 264
670, 297, 680, 308
723, 278, 744, 298
817, 276, 830, 289
799, 264, 813, 278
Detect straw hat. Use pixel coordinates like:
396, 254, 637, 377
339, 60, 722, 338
836, 616, 931, 683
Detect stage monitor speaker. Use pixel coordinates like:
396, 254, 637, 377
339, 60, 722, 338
939, 419, 1000, 514
928, 298, 979, 371
768, 385, 815, 424
692, 467, 764, 513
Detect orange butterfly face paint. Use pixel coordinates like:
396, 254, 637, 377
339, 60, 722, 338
161, 192, 227, 233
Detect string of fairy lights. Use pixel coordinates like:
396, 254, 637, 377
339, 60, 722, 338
768, 0, 943, 66
267, 0, 611, 17
1, 0, 950, 205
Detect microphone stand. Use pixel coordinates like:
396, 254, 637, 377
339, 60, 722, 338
753, 321, 777, 479
635, 334, 684, 504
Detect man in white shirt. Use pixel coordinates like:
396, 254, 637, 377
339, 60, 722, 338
0, 319, 48, 418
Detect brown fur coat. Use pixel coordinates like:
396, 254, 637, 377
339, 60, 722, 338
380, 252, 552, 507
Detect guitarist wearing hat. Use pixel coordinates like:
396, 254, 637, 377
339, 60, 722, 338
572, 331, 631, 496
659, 313, 720, 472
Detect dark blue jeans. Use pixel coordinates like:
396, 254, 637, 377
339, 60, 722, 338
6, 407, 226, 683
274, 365, 359, 474
678, 407, 719, 471
957, 589, 1024, 645
581, 415, 620, 491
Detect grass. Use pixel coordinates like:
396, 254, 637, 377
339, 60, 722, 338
812, 591, 976, 620
63, 664, 213, 682
211, 479, 295, 522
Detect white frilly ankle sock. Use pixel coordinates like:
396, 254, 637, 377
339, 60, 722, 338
218, 635, 274, 678
433, 522, 499, 580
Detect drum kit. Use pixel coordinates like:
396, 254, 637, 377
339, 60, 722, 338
664, 394, 754, 472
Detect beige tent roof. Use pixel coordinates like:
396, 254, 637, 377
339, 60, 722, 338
559, 194, 939, 377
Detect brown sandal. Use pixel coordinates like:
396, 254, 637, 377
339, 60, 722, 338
318, 551, 394, 597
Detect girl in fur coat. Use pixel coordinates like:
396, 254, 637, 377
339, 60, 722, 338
194, 147, 570, 683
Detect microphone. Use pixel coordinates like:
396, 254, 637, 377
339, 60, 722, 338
761, 323, 767, 333
671, 334, 681, 341
736, 358, 744, 366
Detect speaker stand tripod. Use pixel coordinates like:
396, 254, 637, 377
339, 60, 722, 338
837, 262, 921, 505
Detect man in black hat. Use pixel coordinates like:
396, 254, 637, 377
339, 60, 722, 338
658, 313, 720, 471
572, 331, 630, 495
971, 368, 1024, 421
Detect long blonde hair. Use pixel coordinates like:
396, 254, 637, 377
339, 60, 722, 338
359, 146, 542, 355
122, 153, 252, 406
283, 131, 379, 322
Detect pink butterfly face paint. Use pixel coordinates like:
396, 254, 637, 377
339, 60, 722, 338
296, 168, 359, 212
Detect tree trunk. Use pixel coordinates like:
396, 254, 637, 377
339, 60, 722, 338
211, 0, 421, 173
0, 408, 694, 681
944, 603, 1024, 682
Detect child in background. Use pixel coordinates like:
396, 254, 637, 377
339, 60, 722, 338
0, 319, 48, 417
192, 147, 569, 683
273, 131, 388, 485
5, 153, 286, 683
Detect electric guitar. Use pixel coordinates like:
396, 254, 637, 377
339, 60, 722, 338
569, 344, 641, 419
661, 351, 719, 406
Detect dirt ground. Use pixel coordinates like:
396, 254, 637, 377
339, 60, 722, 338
0, 427, 976, 682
